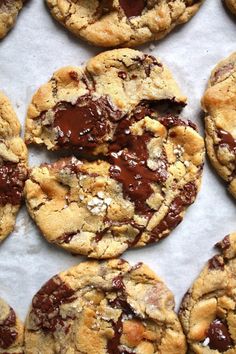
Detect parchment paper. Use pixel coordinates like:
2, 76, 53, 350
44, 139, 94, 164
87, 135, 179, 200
0, 0, 235, 321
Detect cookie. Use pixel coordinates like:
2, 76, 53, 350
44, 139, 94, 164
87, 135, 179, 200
24, 259, 187, 354
24, 49, 204, 259
202, 53, 236, 198
46, 0, 204, 47
179, 233, 236, 353
225, 0, 236, 15
0, 92, 27, 242
0, 297, 24, 353
0, 0, 24, 39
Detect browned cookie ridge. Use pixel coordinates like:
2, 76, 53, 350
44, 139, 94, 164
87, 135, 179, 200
0, 297, 24, 353
46, 0, 204, 47
0, 92, 27, 242
24, 260, 187, 354
179, 232, 236, 354
202, 52, 236, 198
24, 49, 204, 259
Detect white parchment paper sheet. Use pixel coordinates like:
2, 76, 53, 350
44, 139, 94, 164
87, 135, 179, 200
0, 0, 235, 321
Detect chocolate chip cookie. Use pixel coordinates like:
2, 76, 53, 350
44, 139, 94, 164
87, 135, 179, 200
0, 92, 27, 242
179, 232, 236, 353
24, 259, 187, 354
0, 0, 24, 39
46, 0, 204, 47
225, 0, 236, 15
0, 297, 24, 353
24, 49, 204, 259
202, 53, 236, 198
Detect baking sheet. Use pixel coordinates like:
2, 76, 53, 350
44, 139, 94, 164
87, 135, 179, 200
0, 0, 235, 321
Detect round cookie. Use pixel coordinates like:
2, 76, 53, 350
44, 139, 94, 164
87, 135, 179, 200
24, 259, 187, 354
0, 297, 24, 353
202, 53, 236, 198
46, 0, 204, 47
225, 0, 236, 15
24, 49, 204, 259
0, 0, 24, 39
179, 232, 236, 353
0, 92, 27, 242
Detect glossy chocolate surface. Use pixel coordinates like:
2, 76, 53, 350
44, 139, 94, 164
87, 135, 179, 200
0, 309, 17, 349
206, 319, 233, 352
31, 276, 76, 332
218, 129, 236, 152
0, 162, 25, 206
53, 95, 121, 150
208, 255, 224, 271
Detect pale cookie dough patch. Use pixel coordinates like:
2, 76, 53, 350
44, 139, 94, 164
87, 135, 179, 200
179, 232, 236, 353
24, 259, 187, 354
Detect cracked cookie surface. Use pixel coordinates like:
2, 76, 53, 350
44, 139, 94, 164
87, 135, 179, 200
225, 0, 236, 15
0, 0, 24, 39
0, 297, 24, 353
179, 232, 236, 353
24, 49, 204, 259
202, 53, 236, 198
24, 259, 187, 354
45, 0, 204, 47
0, 92, 27, 242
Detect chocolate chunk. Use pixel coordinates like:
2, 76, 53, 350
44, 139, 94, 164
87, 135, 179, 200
109, 131, 168, 216
3, 309, 16, 327
95, 226, 111, 243
206, 319, 233, 352
31, 276, 76, 332
181, 182, 197, 205
53, 95, 122, 151
213, 62, 234, 84
0, 326, 17, 349
0, 309, 17, 349
208, 256, 225, 271
108, 294, 137, 353
95, 219, 144, 245
0, 162, 26, 206
100, 0, 115, 14
118, 71, 127, 80
69, 71, 79, 81
119, 0, 146, 18
149, 182, 197, 243
217, 129, 236, 152
132, 55, 162, 77
109, 297, 136, 318
216, 235, 231, 251
158, 115, 191, 129
112, 276, 125, 291
107, 315, 135, 354
56, 232, 78, 244
109, 105, 154, 152
149, 197, 183, 242
107, 316, 123, 354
